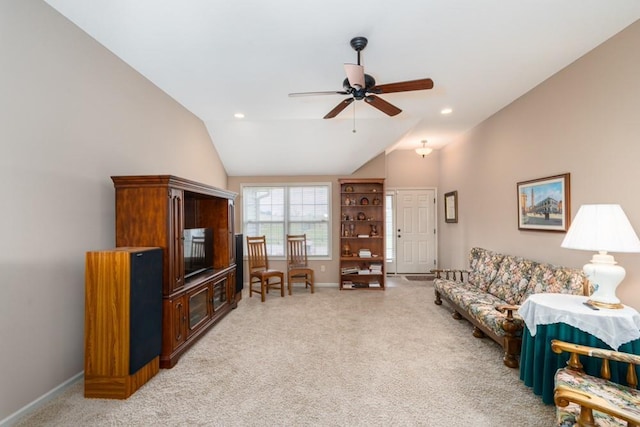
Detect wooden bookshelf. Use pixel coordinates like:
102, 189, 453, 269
338, 178, 385, 290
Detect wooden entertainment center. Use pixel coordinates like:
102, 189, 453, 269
111, 175, 238, 368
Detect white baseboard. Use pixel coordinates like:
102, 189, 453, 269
0, 372, 84, 427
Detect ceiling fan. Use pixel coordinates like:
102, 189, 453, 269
288, 36, 434, 119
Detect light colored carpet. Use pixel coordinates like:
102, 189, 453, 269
16, 278, 554, 426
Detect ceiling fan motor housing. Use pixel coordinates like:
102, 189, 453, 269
343, 74, 376, 99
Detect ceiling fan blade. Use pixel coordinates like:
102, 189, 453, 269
364, 95, 402, 116
289, 91, 349, 97
372, 78, 434, 94
324, 98, 354, 119
344, 64, 365, 88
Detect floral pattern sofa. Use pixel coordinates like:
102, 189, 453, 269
552, 340, 640, 427
433, 247, 590, 368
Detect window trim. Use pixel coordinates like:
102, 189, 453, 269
240, 182, 332, 260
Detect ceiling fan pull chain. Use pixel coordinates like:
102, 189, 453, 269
352, 103, 357, 133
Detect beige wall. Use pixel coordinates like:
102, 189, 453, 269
0, 1, 227, 420
438, 20, 640, 310
385, 148, 439, 189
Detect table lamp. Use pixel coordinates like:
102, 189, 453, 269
561, 204, 640, 309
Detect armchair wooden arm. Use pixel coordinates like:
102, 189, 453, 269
551, 339, 640, 427
551, 340, 640, 386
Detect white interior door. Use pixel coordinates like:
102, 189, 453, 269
395, 189, 436, 274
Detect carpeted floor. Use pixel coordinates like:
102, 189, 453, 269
15, 277, 554, 426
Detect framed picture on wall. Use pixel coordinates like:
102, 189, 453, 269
444, 191, 458, 223
517, 173, 570, 232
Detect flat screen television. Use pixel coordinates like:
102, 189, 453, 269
183, 227, 214, 279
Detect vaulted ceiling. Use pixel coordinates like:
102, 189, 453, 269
44, 1, 640, 176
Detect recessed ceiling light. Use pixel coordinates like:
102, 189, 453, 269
234, 113, 245, 119
440, 108, 453, 115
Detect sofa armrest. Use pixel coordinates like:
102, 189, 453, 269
431, 269, 470, 282
496, 304, 520, 317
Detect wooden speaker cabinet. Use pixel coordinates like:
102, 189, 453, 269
84, 247, 163, 399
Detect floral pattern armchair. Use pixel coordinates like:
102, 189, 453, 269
552, 340, 640, 427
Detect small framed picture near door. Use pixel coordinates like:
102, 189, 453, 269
444, 191, 458, 223
517, 173, 570, 231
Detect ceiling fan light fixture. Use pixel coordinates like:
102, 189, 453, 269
416, 140, 433, 158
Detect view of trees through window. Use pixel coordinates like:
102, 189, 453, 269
242, 184, 331, 257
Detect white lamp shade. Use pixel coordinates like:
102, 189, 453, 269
415, 147, 433, 157
561, 204, 640, 253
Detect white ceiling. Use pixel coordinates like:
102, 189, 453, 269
44, 1, 640, 176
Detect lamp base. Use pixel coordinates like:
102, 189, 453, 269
583, 251, 626, 310
585, 299, 624, 310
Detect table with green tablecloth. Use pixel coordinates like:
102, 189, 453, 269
518, 293, 640, 405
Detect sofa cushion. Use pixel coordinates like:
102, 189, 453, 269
467, 248, 504, 291
523, 263, 587, 299
486, 255, 535, 305
435, 279, 504, 311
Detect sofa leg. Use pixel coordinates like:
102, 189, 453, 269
502, 336, 521, 369
503, 352, 519, 369
472, 326, 485, 338
434, 290, 442, 305
452, 311, 462, 320
502, 317, 522, 369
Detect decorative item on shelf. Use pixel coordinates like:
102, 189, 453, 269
415, 140, 433, 158
360, 197, 369, 205
359, 248, 372, 258
372, 196, 381, 206
345, 186, 354, 193
357, 212, 366, 220
342, 242, 352, 257
369, 224, 379, 236
349, 223, 355, 236
561, 204, 640, 309
344, 196, 353, 206
342, 213, 350, 221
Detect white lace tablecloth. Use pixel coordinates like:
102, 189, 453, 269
518, 293, 640, 350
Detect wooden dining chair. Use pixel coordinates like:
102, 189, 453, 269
246, 235, 285, 302
286, 234, 314, 294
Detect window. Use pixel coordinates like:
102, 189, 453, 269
385, 193, 395, 261
242, 183, 331, 258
